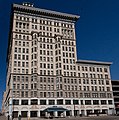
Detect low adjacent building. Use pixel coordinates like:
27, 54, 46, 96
111, 80, 119, 114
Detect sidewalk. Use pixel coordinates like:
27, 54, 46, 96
0, 115, 7, 120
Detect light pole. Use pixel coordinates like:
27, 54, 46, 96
9, 78, 13, 120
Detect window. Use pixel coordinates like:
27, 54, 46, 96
22, 62, 25, 67
14, 54, 17, 59
15, 47, 17, 52
17, 84, 20, 89
105, 75, 108, 79
13, 76, 16, 81
17, 76, 20, 81
26, 49, 29, 53
65, 100, 71, 105
25, 84, 28, 89
22, 84, 24, 89
48, 100, 55, 105
13, 99, 19, 105
107, 93, 112, 98
107, 87, 110, 91
81, 100, 83, 105
57, 99, 63, 105
31, 99, 38, 105
100, 93, 106, 98
30, 111, 37, 117
25, 91, 28, 97
26, 62, 29, 67
15, 41, 17, 45
104, 68, 108, 72
40, 100, 46, 105
26, 55, 29, 60
23, 42, 25, 46
92, 93, 98, 98
73, 100, 79, 105
13, 84, 16, 89
93, 100, 99, 105
85, 100, 91, 105
34, 91, 37, 97
21, 100, 28, 105
84, 93, 90, 98
101, 100, 107, 105
22, 55, 25, 60
34, 83, 37, 89
18, 48, 21, 53
108, 100, 112, 105
106, 80, 109, 85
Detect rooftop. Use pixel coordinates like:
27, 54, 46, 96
77, 59, 112, 65
13, 3, 80, 21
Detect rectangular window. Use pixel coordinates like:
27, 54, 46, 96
73, 100, 79, 105
21, 100, 28, 105
108, 100, 112, 105
17, 84, 20, 89
65, 100, 71, 105
13, 76, 16, 81
48, 100, 55, 105
31, 99, 38, 105
85, 100, 91, 105
40, 100, 46, 105
14, 54, 17, 59
101, 100, 107, 105
25, 84, 28, 89
93, 100, 99, 105
57, 99, 63, 105
13, 99, 19, 105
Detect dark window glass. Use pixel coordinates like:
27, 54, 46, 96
13, 100, 19, 105
21, 100, 28, 105
48, 100, 55, 105
73, 100, 79, 105
93, 100, 99, 105
57, 99, 63, 105
65, 100, 71, 105
85, 100, 91, 105
40, 100, 46, 105
31, 99, 38, 105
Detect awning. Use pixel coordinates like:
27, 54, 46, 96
43, 106, 70, 112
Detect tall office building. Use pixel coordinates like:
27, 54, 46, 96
3, 2, 115, 118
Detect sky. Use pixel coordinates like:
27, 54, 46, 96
0, 0, 119, 109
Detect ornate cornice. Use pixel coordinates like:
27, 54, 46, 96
13, 4, 80, 21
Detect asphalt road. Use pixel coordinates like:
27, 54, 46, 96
1, 116, 119, 120
0, 115, 7, 120
64, 116, 119, 120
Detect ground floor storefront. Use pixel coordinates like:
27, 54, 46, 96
12, 109, 110, 118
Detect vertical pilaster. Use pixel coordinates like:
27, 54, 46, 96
54, 111, 58, 117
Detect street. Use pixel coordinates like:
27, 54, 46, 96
1, 116, 119, 120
